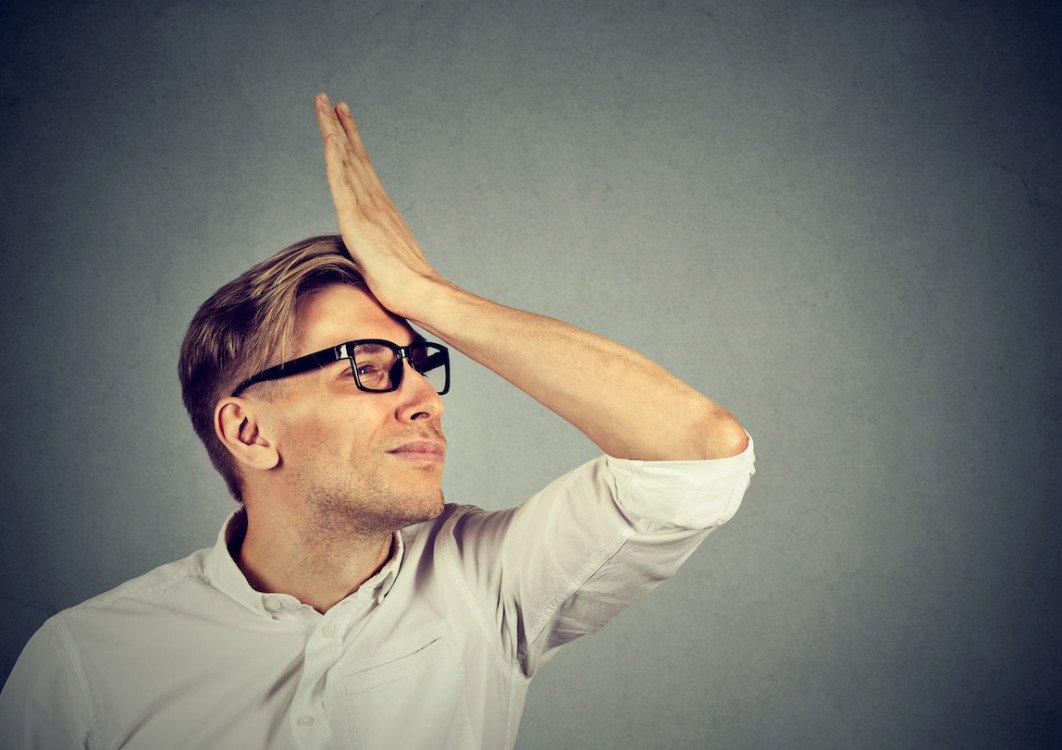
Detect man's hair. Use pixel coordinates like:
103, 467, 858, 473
178, 234, 383, 505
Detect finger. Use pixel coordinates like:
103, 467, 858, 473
334, 103, 373, 167
315, 95, 362, 170
316, 101, 357, 168
313, 92, 342, 140
316, 96, 380, 205
316, 96, 372, 205
325, 151, 374, 256
339, 105, 404, 213
323, 127, 372, 211
335, 102, 388, 194
319, 97, 355, 151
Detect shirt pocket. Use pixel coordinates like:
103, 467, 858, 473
341, 621, 476, 749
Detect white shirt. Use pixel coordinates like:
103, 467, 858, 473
0, 431, 755, 749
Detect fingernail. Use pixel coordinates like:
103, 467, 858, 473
339, 102, 350, 115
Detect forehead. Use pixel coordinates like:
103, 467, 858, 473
293, 284, 415, 356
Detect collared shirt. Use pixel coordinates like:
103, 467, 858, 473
0, 430, 755, 749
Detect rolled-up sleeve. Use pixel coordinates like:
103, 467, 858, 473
605, 428, 756, 530
443, 429, 756, 680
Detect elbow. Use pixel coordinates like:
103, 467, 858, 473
698, 415, 749, 460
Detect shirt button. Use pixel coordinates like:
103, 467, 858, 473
297, 714, 315, 727
264, 598, 281, 612
322, 624, 335, 637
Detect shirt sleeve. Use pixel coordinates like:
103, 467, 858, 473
442, 429, 756, 681
0, 616, 98, 749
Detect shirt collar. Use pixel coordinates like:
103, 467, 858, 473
205, 505, 404, 616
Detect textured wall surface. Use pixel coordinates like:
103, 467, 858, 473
1, 1, 1059, 747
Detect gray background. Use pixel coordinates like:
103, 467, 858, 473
2, 0, 1059, 747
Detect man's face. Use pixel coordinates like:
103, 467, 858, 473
250, 283, 447, 533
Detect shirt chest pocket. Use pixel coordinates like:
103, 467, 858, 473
341, 621, 476, 749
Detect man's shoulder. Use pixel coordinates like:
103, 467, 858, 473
54, 546, 210, 625
7, 548, 209, 683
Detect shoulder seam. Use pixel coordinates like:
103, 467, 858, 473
71, 566, 199, 613
51, 617, 103, 750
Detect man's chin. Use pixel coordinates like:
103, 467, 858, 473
397, 490, 445, 527
423, 492, 446, 519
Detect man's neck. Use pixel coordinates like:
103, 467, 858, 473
232, 502, 395, 615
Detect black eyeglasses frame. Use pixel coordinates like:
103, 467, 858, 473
230, 333, 450, 397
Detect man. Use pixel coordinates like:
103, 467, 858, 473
0, 92, 756, 749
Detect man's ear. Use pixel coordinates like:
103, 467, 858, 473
214, 397, 280, 471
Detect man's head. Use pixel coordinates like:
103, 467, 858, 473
178, 234, 446, 530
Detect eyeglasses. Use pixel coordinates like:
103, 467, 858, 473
230, 333, 451, 397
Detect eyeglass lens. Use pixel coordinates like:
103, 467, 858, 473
352, 342, 447, 393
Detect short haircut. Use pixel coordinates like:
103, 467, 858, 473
178, 234, 393, 504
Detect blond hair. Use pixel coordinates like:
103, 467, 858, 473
178, 234, 379, 504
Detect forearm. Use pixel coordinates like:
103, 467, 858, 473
410, 280, 748, 460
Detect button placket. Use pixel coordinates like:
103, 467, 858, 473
289, 590, 374, 746
289, 615, 347, 742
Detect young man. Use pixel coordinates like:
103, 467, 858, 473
0, 93, 756, 749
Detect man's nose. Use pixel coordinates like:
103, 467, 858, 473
396, 360, 444, 420
399, 358, 442, 399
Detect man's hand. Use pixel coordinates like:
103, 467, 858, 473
314, 91, 451, 320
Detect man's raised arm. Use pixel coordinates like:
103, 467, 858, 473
409, 283, 747, 461
313, 90, 747, 461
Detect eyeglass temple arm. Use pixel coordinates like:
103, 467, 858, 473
231, 347, 339, 396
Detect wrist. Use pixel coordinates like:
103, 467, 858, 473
404, 276, 475, 333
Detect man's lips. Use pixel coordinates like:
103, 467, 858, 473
387, 441, 446, 456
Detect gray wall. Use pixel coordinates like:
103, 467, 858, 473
2, 1, 1059, 747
